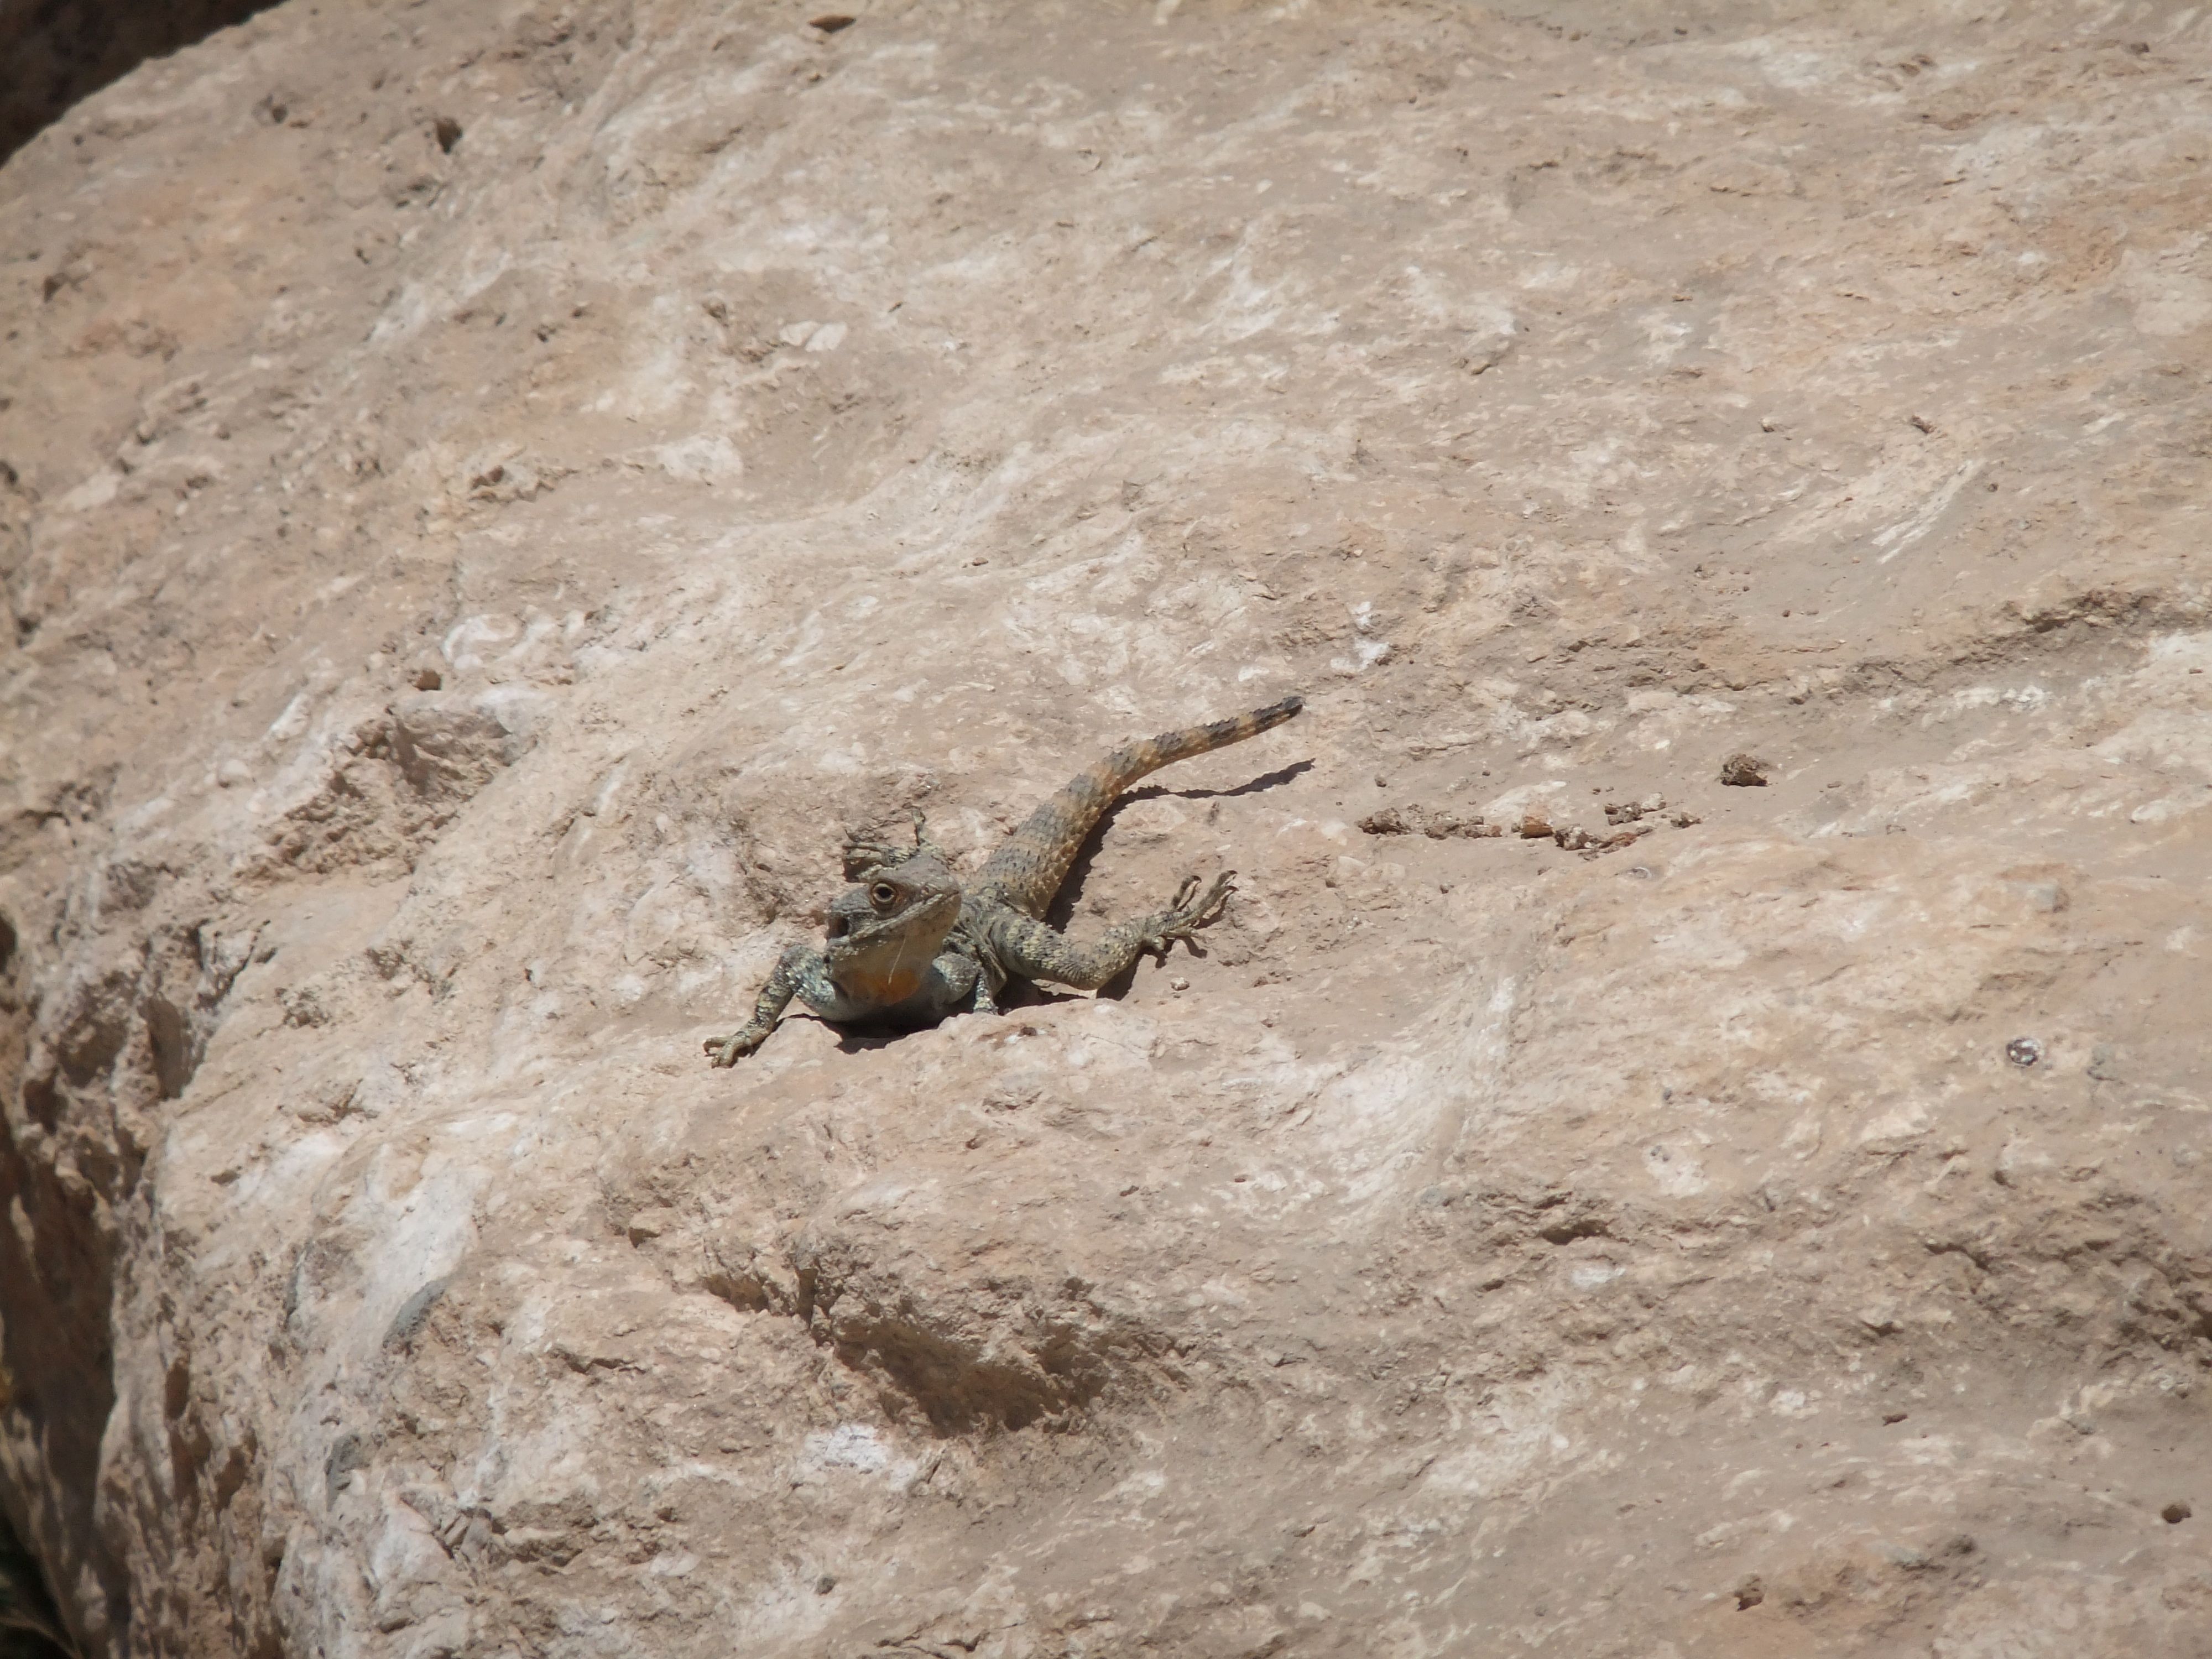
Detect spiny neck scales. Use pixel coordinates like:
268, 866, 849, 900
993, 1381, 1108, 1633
977, 694, 1303, 917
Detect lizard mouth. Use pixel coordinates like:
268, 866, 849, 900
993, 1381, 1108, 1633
825, 891, 958, 961
827, 912, 904, 949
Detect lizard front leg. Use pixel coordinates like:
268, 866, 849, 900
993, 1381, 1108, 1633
705, 942, 847, 1065
973, 874, 1235, 993
921, 942, 990, 1018
947, 915, 1006, 1014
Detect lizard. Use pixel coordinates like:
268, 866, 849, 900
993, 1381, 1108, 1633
705, 692, 1304, 1065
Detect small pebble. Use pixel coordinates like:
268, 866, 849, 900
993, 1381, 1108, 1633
2006, 1036, 2043, 1068
1169, 976, 1190, 992
2164, 1502, 2192, 1525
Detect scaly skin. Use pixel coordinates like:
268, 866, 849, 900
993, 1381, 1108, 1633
705, 693, 1303, 1064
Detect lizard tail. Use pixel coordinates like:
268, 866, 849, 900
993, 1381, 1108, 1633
979, 693, 1304, 916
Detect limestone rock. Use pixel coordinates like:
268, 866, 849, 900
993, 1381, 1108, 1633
2, 4, 2211, 1657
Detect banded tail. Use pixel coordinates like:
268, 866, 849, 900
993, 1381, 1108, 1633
978, 693, 1305, 917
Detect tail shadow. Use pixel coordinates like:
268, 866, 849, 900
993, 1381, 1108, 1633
1041, 758, 1311, 997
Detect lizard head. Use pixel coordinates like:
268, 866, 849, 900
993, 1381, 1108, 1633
821, 850, 963, 1006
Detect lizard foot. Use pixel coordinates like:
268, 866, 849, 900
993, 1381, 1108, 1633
703, 1026, 771, 1067
1150, 871, 1236, 948
907, 806, 949, 862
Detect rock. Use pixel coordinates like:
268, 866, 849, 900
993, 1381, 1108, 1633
1720, 752, 1771, 787
1357, 806, 1415, 836
3, 5, 2211, 1658
1358, 804, 1495, 840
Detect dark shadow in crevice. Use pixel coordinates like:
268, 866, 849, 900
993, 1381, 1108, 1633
827, 1311, 1100, 1434
2, 0, 286, 168
0, 1108, 116, 1656
984, 981, 1086, 1014
0, 1500, 80, 1658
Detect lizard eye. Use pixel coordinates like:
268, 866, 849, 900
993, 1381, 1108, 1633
870, 882, 898, 908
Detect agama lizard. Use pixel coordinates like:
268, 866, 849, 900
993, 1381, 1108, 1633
705, 693, 1303, 1065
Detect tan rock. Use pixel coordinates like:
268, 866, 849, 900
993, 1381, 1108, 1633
2, 5, 2210, 1658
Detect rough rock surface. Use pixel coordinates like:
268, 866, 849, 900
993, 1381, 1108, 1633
4, 2, 2212, 1655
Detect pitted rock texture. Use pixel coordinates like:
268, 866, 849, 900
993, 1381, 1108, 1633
3, 3, 2212, 1656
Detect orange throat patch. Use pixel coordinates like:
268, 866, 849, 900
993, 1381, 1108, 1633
842, 966, 925, 1005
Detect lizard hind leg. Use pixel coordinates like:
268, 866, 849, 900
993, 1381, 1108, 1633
974, 872, 1239, 995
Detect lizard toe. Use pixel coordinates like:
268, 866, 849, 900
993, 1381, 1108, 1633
706, 1034, 757, 1066
1177, 872, 1236, 930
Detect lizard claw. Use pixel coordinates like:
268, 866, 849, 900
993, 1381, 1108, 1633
1154, 870, 1236, 946
704, 1029, 766, 1067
